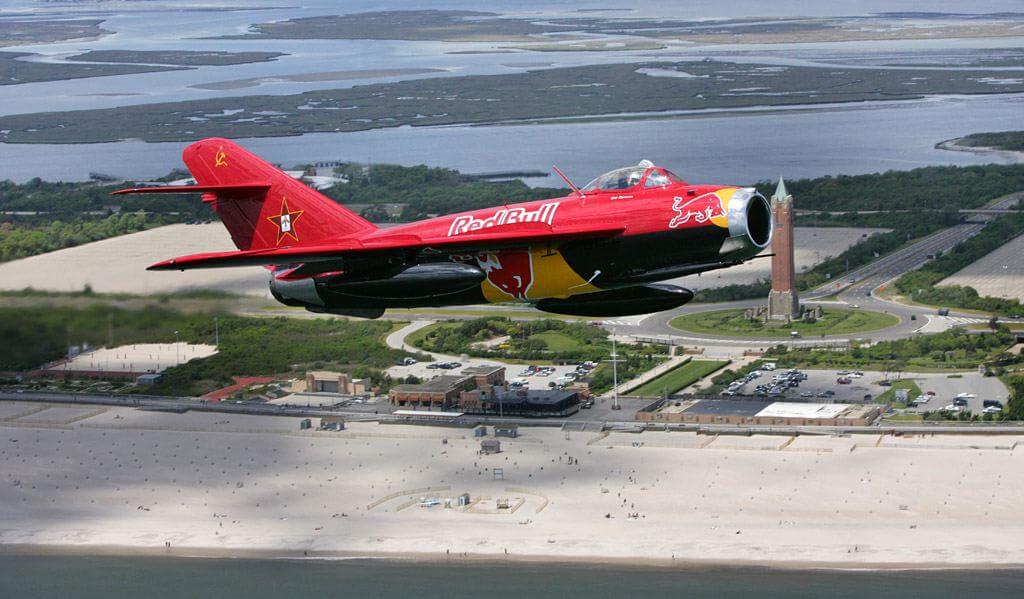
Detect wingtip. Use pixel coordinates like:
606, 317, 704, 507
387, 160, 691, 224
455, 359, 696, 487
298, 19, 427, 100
147, 259, 176, 271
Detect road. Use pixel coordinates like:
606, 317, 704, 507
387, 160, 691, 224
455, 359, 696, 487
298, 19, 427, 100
6, 391, 1024, 435
609, 191, 1023, 347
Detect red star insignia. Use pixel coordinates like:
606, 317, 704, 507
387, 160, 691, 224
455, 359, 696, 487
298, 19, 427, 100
267, 197, 303, 245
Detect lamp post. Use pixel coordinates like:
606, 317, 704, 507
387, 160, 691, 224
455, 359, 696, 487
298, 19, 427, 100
611, 329, 620, 411
174, 330, 180, 366
214, 317, 219, 347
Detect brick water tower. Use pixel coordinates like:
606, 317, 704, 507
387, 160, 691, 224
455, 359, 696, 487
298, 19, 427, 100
768, 177, 800, 320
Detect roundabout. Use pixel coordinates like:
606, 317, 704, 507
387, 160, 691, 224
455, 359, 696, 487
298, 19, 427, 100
668, 306, 900, 339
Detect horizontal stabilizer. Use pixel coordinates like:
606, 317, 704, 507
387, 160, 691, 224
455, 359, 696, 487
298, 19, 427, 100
111, 184, 270, 197
148, 242, 362, 271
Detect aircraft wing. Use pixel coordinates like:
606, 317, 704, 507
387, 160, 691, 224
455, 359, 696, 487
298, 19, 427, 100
147, 223, 625, 271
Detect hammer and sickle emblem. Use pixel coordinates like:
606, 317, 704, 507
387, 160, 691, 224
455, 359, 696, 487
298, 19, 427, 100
214, 147, 228, 167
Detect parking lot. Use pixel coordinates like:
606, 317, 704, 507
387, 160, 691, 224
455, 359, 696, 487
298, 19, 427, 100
506, 363, 596, 391
900, 372, 1009, 415
730, 368, 1008, 413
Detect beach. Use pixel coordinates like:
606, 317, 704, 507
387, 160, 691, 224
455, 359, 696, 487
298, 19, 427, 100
2, 402, 1024, 569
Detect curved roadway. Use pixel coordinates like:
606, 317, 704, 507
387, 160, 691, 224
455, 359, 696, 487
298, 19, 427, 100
616, 191, 1022, 346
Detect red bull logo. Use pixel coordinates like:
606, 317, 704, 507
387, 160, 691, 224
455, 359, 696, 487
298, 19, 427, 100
670, 192, 726, 229
447, 202, 559, 237
476, 250, 534, 300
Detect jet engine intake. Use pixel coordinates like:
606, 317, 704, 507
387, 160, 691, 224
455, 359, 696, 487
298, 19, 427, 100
720, 188, 772, 260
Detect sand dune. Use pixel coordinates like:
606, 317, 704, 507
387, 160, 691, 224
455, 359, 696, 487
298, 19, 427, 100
0, 224, 269, 297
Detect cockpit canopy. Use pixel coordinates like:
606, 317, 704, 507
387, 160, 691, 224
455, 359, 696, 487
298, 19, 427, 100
582, 160, 686, 192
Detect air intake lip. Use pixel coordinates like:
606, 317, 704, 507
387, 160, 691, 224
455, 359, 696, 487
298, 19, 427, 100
745, 192, 773, 248
726, 188, 773, 250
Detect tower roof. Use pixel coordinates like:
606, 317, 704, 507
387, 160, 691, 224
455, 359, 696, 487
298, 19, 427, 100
773, 177, 789, 200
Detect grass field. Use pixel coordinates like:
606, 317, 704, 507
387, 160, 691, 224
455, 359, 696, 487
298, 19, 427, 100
627, 359, 730, 397
670, 307, 899, 338
875, 379, 923, 408
530, 330, 580, 352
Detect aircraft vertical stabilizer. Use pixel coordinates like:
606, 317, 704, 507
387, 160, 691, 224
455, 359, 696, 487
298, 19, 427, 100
181, 138, 376, 251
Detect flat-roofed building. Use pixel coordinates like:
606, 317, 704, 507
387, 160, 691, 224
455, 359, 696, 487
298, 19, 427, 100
389, 375, 475, 410
298, 371, 369, 395
460, 386, 580, 417
754, 402, 880, 426
638, 399, 881, 426
461, 365, 506, 387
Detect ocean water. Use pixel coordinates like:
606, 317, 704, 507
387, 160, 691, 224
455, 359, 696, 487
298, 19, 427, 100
1, 556, 1022, 598
2, 0, 1023, 183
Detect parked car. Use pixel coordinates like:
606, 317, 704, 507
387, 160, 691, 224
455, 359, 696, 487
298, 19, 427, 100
837, 377, 852, 384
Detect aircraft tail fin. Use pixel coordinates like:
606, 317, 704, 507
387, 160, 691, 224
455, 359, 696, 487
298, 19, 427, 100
177, 138, 376, 251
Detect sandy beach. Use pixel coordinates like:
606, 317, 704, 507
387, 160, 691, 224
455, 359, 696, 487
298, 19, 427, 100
3, 403, 1024, 569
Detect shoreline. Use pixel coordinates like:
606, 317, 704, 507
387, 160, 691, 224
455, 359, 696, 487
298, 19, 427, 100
935, 138, 1024, 163
4, 543, 1024, 573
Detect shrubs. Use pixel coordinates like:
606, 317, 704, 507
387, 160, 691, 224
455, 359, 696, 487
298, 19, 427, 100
415, 317, 610, 361
0, 306, 419, 395
765, 327, 1015, 370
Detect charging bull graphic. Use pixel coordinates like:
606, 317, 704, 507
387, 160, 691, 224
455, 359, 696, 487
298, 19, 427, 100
476, 250, 534, 300
670, 191, 728, 229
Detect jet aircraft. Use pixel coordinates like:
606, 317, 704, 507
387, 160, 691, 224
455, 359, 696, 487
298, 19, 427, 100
115, 138, 773, 318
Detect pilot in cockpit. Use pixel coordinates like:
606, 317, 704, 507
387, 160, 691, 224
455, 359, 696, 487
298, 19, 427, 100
582, 159, 684, 193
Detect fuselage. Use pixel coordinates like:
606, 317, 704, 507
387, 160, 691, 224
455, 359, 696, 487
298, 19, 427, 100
272, 166, 773, 316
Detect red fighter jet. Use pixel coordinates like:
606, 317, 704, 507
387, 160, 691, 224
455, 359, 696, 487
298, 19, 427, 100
115, 138, 773, 318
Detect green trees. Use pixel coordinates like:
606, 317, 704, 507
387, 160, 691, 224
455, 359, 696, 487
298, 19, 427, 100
0, 306, 419, 395
893, 212, 1024, 316
957, 131, 1024, 152
0, 213, 154, 262
765, 327, 1016, 370
414, 317, 609, 360
322, 163, 565, 220
758, 163, 1024, 212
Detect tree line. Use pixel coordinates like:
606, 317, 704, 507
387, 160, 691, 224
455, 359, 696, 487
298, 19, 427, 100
893, 212, 1024, 316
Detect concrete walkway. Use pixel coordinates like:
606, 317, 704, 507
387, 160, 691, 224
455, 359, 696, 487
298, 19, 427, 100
601, 355, 690, 399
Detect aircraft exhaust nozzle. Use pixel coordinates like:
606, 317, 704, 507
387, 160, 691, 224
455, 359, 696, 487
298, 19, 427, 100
721, 188, 772, 259
269, 276, 325, 308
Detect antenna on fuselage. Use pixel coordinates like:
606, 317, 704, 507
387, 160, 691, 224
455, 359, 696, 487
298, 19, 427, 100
552, 165, 584, 199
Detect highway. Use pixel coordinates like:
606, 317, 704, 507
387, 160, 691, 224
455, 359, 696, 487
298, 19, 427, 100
814, 192, 1023, 305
